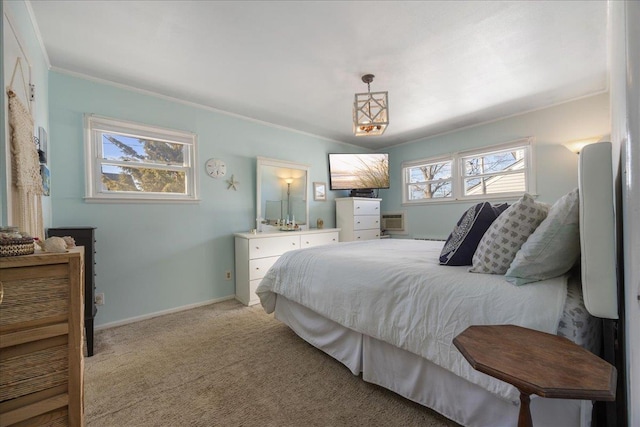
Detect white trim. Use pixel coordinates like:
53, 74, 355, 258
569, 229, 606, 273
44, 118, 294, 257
400, 193, 529, 208
94, 295, 235, 331
50, 66, 363, 149
24, 0, 51, 69
83, 196, 201, 204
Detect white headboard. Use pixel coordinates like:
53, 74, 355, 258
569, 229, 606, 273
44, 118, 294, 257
578, 142, 619, 319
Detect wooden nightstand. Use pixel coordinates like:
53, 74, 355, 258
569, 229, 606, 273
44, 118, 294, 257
453, 324, 616, 427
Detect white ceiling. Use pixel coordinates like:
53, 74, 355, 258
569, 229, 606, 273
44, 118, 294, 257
28, 1, 608, 150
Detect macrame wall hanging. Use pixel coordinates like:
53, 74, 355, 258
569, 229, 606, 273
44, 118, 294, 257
6, 57, 44, 239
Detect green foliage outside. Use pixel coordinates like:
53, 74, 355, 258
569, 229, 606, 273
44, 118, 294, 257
102, 135, 186, 194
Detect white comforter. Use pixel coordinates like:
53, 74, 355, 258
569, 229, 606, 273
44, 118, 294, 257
257, 239, 568, 402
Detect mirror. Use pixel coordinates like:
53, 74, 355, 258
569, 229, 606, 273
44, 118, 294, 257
257, 157, 309, 231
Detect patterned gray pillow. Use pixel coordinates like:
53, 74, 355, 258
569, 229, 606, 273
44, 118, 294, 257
470, 193, 549, 274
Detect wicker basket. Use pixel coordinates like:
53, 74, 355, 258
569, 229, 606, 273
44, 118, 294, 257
0, 237, 35, 257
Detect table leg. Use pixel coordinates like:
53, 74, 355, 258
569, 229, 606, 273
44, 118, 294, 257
518, 392, 533, 427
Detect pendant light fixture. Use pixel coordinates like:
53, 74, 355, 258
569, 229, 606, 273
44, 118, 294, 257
353, 74, 389, 136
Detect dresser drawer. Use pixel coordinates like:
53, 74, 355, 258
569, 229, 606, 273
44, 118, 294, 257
353, 215, 380, 231
354, 229, 380, 240
353, 200, 380, 215
249, 256, 279, 281
249, 235, 300, 259
301, 232, 339, 248
0, 342, 69, 402
249, 279, 262, 305
0, 264, 70, 330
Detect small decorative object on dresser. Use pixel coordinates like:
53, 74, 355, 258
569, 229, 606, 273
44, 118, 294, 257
336, 197, 381, 241
0, 227, 34, 257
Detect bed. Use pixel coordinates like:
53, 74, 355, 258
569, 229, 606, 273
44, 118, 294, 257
256, 142, 619, 427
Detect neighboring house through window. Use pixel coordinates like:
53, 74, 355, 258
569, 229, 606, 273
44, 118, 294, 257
402, 138, 534, 204
84, 115, 199, 202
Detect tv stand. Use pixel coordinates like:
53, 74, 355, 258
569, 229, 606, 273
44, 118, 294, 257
349, 189, 375, 198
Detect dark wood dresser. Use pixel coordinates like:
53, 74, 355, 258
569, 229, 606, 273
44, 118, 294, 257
47, 226, 97, 356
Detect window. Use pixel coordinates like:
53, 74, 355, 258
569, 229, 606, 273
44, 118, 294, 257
402, 138, 534, 204
405, 158, 453, 201
84, 115, 198, 202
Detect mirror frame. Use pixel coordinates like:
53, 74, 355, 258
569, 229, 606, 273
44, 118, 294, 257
256, 157, 310, 231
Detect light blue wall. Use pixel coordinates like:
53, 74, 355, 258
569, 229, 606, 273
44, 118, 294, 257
2, 1, 51, 227
48, 71, 358, 327
379, 93, 610, 239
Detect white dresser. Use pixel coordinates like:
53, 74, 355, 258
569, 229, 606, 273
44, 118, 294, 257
234, 228, 340, 305
336, 197, 382, 242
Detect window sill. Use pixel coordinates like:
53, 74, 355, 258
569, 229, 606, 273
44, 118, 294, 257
83, 196, 201, 204
401, 193, 538, 207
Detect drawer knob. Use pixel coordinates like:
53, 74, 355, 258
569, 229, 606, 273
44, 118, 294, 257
292, 243, 296, 246
356, 221, 361, 224
306, 241, 309, 244
255, 246, 260, 250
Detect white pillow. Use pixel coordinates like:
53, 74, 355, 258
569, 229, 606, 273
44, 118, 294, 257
505, 188, 580, 285
470, 193, 549, 274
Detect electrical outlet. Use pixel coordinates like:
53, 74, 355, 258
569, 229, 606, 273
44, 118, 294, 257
95, 293, 105, 306
225, 271, 232, 280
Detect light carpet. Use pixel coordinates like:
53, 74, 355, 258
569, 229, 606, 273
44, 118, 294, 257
85, 299, 460, 426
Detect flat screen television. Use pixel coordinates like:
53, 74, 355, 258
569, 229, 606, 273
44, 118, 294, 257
328, 153, 390, 194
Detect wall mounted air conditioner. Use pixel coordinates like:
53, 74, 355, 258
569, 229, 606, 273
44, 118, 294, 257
381, 211, 406, 234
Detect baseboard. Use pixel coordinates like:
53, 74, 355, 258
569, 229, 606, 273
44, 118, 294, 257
94, 295, 236, 331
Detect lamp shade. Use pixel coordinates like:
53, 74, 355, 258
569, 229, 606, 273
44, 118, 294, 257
563, 137, 602, 154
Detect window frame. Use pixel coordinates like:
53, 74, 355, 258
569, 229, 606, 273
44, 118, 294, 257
84, 115, 199, 203
401, 138, 535, 205
403, 155, 454, 202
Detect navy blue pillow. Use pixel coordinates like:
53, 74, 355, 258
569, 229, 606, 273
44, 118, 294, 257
439, 202, 508, 266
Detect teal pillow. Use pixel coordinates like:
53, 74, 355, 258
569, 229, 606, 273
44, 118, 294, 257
505, 188, 580, 285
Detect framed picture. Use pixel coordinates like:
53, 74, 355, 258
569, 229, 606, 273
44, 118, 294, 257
40, 164, 50, 196
38, 126, 48, 164
313, 182, 326, 201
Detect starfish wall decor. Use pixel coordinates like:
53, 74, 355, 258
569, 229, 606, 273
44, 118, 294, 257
226, 175, 239, 191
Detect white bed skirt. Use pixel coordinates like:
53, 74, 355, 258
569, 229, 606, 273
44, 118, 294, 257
274, 296, 593, 427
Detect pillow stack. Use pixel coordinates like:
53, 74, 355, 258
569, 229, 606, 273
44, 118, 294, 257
438, 189, 581, 285
469, 193, 549, 274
